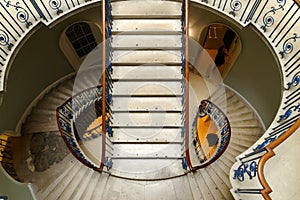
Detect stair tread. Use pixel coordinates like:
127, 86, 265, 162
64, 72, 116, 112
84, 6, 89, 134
57, 166, 89, 200
111, 96, 182, 111
69, 169, 95, 200
187, 173, 204, 200
112, 66, 182, 80
112, 50, 181, 64
90, 173, 110, 200
112, 112, 182, 126
112, 80, 183, 95
112, 19, 181, 32
111, 0, 181, 17
111, 127, 182, 143
194, 171, 215, 200
201, 169, 227, 200
80, 172, 101, 200
45, 163, 83, 199
112, 143, 182, 158
112, 34, 182, 49
110, 158, 185, 180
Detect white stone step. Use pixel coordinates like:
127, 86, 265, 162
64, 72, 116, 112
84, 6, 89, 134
209, 162, 232, 189
37, 157, 78, 199
23, 122, 58, 133
57, 166, 89, 200
172, 175, 194, 200
112, 112, 182, 127
111, 96, 182, 111
112, 19, 181, 32
111, 127, 182, 143
112, 143, 182, 158
80, 172, 101, 200
69, 168, 94, 200
111, 0, 181, 17
112, 35, 181, 49
187, 173, 204, 200
215, 159, 231, 177
90, 173, 110, 200
112, 66, 182, 80
231, 134, 260, 142
45, 163, 83, 200
200, 169, 227, 200
231, 127, 263, 135
112, 50, 181, 64
110, 158, 184, 180
228, 111, 254, 121
193, 171, 215, 200
229, 142, 248, 153
230, 137, 256, 149
112, 81, 182, 96
218, 155, 234, 169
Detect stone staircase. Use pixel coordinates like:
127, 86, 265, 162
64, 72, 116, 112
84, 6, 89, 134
15, 0, 266, 199
108, 0, 185, 179
15, 76, 265, 199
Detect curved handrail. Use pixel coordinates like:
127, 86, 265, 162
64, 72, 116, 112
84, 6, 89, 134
101, 0, 113, 172
101, 0, 107, 172
191, 100, 231, 170
258, 118, 300, 200
56, 86, 102, 171
181, 0, 193, 171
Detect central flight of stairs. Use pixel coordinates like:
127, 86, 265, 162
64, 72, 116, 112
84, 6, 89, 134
108, 0, 185, 179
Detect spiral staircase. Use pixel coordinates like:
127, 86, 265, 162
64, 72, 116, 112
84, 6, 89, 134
15, 73, 264, 200
0, 0, 299, 199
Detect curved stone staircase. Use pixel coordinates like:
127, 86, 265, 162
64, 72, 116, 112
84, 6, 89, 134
14, 74, 265, 199
11, 0, 266, 199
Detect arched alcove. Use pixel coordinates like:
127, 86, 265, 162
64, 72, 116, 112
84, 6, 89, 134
60, 21, 102, 71
199, 24, 241, 78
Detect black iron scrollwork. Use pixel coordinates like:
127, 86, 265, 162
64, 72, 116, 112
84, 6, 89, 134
4, 0, 32, 28
229, 0, 242, 17
233, 161, 257, 182
285, 71, 300, 90
278, 103, 300, 122
49, 0, 63, 15
0, 30, 13, 50
261, 0, 286, 32
279, 33, 300, 58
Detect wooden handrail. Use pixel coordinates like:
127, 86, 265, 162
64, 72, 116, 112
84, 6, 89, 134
258, 118, 300, 200
295, 0, 300, 6
191, 100, 231, 170
184, 0, 193, 171
100, 0, 106, 172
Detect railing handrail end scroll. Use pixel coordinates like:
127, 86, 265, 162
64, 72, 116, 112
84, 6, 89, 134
258, 118, 300, 199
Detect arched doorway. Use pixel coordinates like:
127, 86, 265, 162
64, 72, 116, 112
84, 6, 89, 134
199, 24, 241, 78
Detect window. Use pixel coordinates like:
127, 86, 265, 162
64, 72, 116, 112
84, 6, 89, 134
60, 22, 102, 71
65, 22, 98, 58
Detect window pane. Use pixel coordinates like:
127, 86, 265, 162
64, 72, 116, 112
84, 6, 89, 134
65, 22, 98, 58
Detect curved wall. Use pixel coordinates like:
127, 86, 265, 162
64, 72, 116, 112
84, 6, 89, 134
0, 5, 102, 132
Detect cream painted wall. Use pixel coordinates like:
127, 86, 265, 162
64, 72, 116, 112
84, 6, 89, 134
0, 6, 102, 133
189, 4, 281, 127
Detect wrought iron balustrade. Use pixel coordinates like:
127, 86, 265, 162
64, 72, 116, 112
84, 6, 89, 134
56, 86, 113, 172
190, 100, 231, 169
